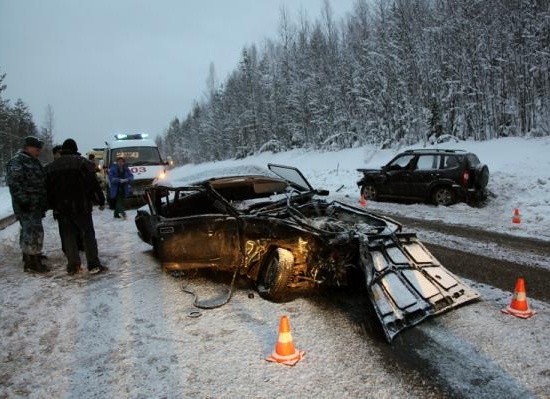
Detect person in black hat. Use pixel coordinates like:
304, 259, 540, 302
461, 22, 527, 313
52, 144, 62, 159
46, 144, 84, 254
46, 138, 108, 275
5, 135, 50, 273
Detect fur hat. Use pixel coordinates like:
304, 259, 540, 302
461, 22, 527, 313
23, 136, 44, 149
61, 138, 78, 154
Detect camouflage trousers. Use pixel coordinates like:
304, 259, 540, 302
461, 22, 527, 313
18, 212, 44, 255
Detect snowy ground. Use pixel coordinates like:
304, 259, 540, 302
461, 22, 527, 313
1, 136, 549, 398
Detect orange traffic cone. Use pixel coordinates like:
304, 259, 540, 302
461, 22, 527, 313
266, 315, 305, 366
512, 208, 521, 224
501, 277, 536, 318
359, 194, 367, 207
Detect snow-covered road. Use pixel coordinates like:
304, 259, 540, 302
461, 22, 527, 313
1, 208, 548, 398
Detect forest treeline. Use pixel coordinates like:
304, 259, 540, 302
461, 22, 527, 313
0, 72, 55, 182
1, 0, 549, 174
158, 0, 550, 165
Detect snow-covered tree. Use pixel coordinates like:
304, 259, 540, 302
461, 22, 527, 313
159, 0, 550, 164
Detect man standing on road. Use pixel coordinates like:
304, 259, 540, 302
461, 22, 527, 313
47, 144, 84, 254
108, 157, 134, 219
5, 136, 50, 273
46, 138, 108, 275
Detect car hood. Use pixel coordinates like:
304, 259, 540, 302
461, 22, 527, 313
358, 232, 480, 341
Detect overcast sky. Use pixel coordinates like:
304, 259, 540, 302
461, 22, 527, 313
0, 0, 356, 153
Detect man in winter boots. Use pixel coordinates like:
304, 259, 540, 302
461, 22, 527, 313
46, 138, 108, 275
5, 136, 50, 273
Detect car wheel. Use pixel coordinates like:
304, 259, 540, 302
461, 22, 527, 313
432, 186, 456, 206
474, 164, 489, 189
257, 248, 294, 302
361, 184, 377, 200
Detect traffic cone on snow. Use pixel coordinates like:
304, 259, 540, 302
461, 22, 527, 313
266, 315, 305, 366
512, 208, 521, 224
359, 194, 367, 207
501, 277, 536, 319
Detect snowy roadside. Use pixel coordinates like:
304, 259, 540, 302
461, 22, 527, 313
1, 136, 549, 398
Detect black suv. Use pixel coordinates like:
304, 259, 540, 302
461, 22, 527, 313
357, 149, 489, 206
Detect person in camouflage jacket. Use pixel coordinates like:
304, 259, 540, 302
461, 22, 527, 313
5, 136, 50, 273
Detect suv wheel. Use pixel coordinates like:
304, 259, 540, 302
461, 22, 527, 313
432, 186, 456, 206
474, 164, 489, 189
361, 184, 377, 200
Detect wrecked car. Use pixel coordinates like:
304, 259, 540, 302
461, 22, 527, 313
135, 164, 479, 341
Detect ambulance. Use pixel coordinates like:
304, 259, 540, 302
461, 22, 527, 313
102, 133, 167, 200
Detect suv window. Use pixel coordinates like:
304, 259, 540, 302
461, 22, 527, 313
442, 155, 459, 169
417, 155, 438, 170
388, 154, 415, 170
467, 153, 480, 167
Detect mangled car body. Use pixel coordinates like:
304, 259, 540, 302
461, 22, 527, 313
135, 164, 479, 341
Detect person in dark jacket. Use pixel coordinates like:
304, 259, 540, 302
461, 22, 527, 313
47, 144, 84, 253
46, 138, 108, 275
108, 157, 134, 219
6, 136, 50, 273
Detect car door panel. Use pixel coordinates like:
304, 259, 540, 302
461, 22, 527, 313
383, 154, 416, 198
157, 215, 242, 270
385, 170, 413, 197
410, 155, 440, 200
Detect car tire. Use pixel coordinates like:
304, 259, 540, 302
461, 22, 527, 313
361, 184, 377, 200
432, 186, 456, 206
257, 248, 294, 302
474, 164, 489, 189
